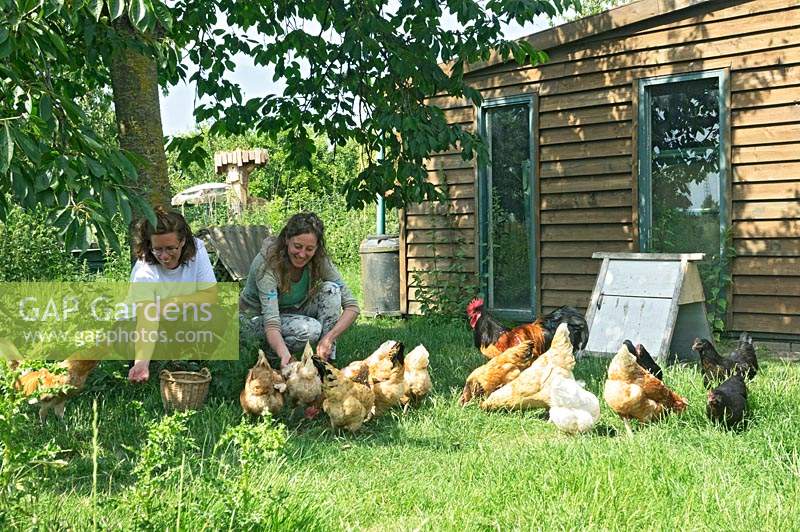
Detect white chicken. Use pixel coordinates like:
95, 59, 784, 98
548, 374, 600, 434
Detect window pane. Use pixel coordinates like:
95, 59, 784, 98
488, 104, 531, 310
648, 78, 721, 262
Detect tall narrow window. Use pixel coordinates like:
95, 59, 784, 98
638, 71, 729, 299
478, 96, 537, 318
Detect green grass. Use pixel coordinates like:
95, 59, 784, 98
3, 316, 800, 530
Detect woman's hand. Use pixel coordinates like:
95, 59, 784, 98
316, 335, 334, 361
128, 360, 150, 383
280, 354, 295, 368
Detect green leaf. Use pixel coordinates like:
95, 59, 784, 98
129, 0, 147, 28
39, 95, 53, 123
0, 122, 13, 173
88, 0, 103, 20
108, 0, 124, 19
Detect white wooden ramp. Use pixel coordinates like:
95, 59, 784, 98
584, 252, 711, 363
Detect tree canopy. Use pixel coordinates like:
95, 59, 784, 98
1, 0, 581, 250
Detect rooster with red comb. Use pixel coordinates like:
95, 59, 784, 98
466, 298, 589, 359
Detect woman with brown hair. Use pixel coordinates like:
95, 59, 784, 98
240, 212, 359, 367
127, 207, 216, 382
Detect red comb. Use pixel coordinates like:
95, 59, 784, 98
466, 297, 484, 317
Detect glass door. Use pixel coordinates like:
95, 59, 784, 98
478, 96, 537, 319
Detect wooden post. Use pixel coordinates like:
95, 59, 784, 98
214, 149, 268, 219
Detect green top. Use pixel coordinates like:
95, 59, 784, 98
239, 239, 360, 331
280, 267, 309, 308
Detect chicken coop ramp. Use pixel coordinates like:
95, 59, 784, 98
583, 252, 710, 363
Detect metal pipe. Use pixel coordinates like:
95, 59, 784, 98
376, 144, 385, 235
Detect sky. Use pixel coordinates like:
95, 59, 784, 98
158, 16, 559, 136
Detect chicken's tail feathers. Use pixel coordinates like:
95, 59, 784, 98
542, 306, 589, 350
390, 342, 405, 367
738, 331, 753, 346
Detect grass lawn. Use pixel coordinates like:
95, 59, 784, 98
3, 311, 800, 530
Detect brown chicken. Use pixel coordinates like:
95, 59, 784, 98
313, 357, 375, 432
240, 350, 287, 417
604, 343, 687, 434
466, 298, 588, 359
341, 360, 369, 384
481, 322, 575, 411
401, 344, 432, 407
460, 341, 536, 405
281, 342, 322, 408
365, 341, 406, 416
15, 358, 99, 421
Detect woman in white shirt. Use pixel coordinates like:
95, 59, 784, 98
128, 207, 216, 382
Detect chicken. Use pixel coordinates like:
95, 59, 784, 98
341, 360, 369, 385
623, 340, 663, 380
466, 298, 588, 359
548, 374, 600, 434
366, 341, 406, 416
15, 358, 99, 421
604, 343, 687, 434
707, 372, 747, 429
401, 344, 432, 407
313, 357, 375, 432
240, 350, 287, 417
480, 322, 575, 411
730, 332, 758, 380
692, 338, 736, 388
460, 341, 536, 405
281, 342, 322, 408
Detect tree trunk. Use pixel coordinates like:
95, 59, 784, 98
109, 19, 171, 209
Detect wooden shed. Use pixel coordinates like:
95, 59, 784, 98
401, 0, 800, 341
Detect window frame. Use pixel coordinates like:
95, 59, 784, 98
636, 69, 731, 256
476, 94, 538, 321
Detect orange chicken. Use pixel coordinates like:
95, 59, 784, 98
281, 342, 322, 408
401, 344, 432, 407
313, 357, 375, 432
240, 350, 287, 417
604, 343, 687, 434
480, 322, 575, 411
460, 341, 536, 405
15, 358, 99, 421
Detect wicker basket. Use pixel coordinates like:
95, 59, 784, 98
159, 367, 211, 412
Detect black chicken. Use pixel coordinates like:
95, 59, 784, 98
623, 340, 663, 380
707, 372, 748, 429
692, 338, 736, 388
729, 332, 758, 380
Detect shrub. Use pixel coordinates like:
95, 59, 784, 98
0, 205, 84, 281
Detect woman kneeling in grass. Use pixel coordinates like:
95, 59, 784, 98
239, 212, 359, 368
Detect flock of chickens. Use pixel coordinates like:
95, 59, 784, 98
465, 298, 760, 434
8, 297, 759, 436
240, 340, 432, 432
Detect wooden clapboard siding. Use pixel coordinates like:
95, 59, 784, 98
542, 274, 598, 292
733, 219, 800, 238
733, 201, 800, 221
542, 241, 634, 258
732, 313, 800, 334
733, 124, 800, 146
405, 228, 475, 244
733, 181, 800, 201
541, 207, 632, 225
732, 105, 800, 128
541, 190, 631, 210
540, 174, 631, 194
540, 138, 632, 162
735, 238, 800, 257
542, 290, 591, 308
405, 0, 800, 338
406, 243, 475, 259
405, 198, 474, 216
733, 257, 800, 276
733, 275, 800, 296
